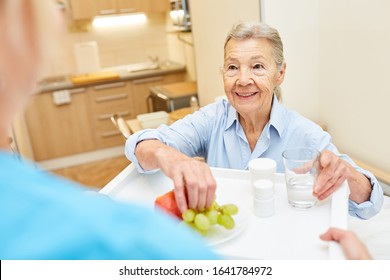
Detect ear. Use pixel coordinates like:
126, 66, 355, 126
276, 62, 286, 86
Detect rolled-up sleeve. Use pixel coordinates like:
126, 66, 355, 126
315, 131, 384, 219
347, 168, 383, 220
125, 108, 213, 174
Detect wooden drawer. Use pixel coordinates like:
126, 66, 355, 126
89, 81, 134, 115
93, 118, 125, 148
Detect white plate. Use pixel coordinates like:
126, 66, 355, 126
205, 210, 248, 246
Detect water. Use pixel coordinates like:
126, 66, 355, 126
286, 175, 317, 209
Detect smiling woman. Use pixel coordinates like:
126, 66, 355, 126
126, 21, 383, 220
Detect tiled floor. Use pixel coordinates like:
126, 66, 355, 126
52, 156, 130, 189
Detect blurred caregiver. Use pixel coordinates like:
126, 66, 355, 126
0, 0, 217, 260
126, 21, 383, 219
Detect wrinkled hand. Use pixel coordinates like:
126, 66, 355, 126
313, 150, 352, 200
320, 228, 372, 260
156, 148, 217, 213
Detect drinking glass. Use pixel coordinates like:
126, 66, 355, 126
282, 148, 320, 209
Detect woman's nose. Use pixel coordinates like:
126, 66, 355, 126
236, 68, 254, 86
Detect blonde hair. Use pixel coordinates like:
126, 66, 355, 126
224, 21, 284, 101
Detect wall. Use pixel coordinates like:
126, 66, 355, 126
166, 13, 197, 81
262, 0, 320, 122
189, 0, 261, 106
263, 0, 390, 172
319, 0, 390, 172
42, 13, 170, 77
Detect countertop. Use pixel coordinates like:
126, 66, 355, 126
37, 61, 186, 93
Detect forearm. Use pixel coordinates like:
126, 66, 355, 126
135, 139, 188, 171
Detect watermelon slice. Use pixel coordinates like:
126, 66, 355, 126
154, 190, 182, 220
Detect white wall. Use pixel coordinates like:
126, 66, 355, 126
319, 0, 390, 172
263, 0, 390, 172
189, 0, 261, 106
262, 0, 320, 122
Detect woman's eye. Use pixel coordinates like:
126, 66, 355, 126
253, 64, 264, 70
227, 65, 238, 70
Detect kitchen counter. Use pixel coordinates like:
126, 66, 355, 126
37, 61, 186, 93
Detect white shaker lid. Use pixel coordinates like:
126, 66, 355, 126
248, 158, 277, 175
253, 179, 274, 200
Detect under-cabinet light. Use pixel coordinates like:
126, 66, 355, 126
92, 13, 147, 28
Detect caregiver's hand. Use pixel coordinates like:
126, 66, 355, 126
320, 228, 372, 260
313, 150, 372, 203
135, 140, 217, 213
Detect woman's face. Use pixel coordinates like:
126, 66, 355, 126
223, 38, 285, 117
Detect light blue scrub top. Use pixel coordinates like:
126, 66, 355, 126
0, 151, 218, 260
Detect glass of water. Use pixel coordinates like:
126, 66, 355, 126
282, 148, 320, 209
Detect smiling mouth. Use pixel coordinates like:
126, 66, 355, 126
235, 92, 258, 97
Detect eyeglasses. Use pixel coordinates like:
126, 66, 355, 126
221, 64, 266, 78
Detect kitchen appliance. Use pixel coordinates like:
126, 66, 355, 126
148, 81, 197, 112
169, 0, 191, 31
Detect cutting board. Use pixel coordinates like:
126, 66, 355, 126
71, 72, 120, 85
74, 41, 101, 74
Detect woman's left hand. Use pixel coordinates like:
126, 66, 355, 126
313, 150, 372, 203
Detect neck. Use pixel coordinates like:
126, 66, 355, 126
239, 106, 272, 134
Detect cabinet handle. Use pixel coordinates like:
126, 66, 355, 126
132, 76, 163, 85
96, 93, 128, 103
69, 88, 86, 94
101, 130, 121, 138
93, 82, 126, 90
119, 8, 137, 13
98, 111, 130, 120
99, 9, 116, 15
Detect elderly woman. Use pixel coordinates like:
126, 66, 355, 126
0, 0, 216, 259
126, 21, 383, 219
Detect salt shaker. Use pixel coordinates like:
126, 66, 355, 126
248, 158, 277, 183
253, 179, 275, 218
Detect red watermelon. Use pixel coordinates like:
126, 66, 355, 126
154, 190, 182, 220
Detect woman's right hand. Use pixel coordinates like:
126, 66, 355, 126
136, 140, 217, 213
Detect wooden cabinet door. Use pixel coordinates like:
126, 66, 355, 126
70, 0, 96, 20
147, 0, 170, 13
25, 90, 96, 161
131, 73, 186, 116
94, 0, 118, 15
117, 0, 142, 13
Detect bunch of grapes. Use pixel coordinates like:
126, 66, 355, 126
181, 201, 239, 234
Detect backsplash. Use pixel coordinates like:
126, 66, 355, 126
42, 13, 169, 78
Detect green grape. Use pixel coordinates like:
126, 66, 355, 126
205, 209, 219, 225
194, 213, 211, 231
221, 204, 239, 215
182, 209, 196, 222
217, 214, 235, 230
211, 201, 221, 211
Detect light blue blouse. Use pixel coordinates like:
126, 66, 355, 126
126, 97, 383, 220
0, 151, 217, 260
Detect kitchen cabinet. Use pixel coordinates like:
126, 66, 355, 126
131, 73, 186, 116
88, 81, 134, 149
26, 71, 186, 161
70, 0, 169, 20
69, 0, 96, 20
25, 88, 96, 161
